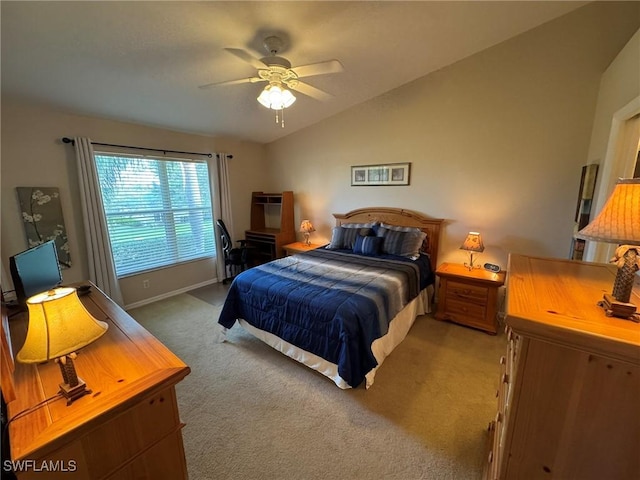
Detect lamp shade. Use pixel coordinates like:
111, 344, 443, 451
17, 287, 108, 364
460, 232, 485, 252
257, 84, 296, 110
576, 178, 640, 245
299, 220, 316, 233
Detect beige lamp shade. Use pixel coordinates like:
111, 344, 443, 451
299, 220, 316, 233
577, 178, 640, 245
460, 232, 485, 252
17, 287, 108, 364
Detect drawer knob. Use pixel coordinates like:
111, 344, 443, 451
502, 373, 509, 384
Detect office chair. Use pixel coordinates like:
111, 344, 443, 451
216, 219, 249, 284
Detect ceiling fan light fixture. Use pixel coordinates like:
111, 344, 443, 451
257, 83, 296, 110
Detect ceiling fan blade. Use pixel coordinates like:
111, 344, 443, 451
289, 81, 334, 102
198, 77, 265, 89
291, 60, 344, 79
224, 48, 268, 70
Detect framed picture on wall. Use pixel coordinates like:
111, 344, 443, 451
351, 162, 411, 186
16, 186, 71, 268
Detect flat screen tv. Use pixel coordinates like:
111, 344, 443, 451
9, 240, 63, 305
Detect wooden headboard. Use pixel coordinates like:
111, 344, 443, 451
333, 207, 444, 268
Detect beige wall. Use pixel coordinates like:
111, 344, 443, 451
265, 2, 640, 270
1, 99, 267, 306
2, 2, 638, 307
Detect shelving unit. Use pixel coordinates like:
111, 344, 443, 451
245, 191, 295, 265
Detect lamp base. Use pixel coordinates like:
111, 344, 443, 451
59, 377, 92, 405
598, 293, 639, 322
463, 252, 482, 271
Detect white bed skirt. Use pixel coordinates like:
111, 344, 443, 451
231, 286, 432, 389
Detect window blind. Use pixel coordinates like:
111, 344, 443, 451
94, 153, 215, 277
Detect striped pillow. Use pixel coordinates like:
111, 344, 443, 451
353, 235, 383, 256
326, 227, 345, 250
378, 227, 426, 259
379, 222, 423, 233
326, 225, 375, 250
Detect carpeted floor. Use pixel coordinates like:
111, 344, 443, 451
128, 284, 506, 480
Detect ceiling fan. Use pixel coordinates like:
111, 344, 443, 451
198, 35, 343, 103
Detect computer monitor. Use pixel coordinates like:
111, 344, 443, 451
9, 240, 63, 305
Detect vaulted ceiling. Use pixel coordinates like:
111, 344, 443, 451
1, 1, 587, 144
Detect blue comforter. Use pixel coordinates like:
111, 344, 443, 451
218, 248, 433, 387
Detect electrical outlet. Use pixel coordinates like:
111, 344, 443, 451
143, 279, 150, 289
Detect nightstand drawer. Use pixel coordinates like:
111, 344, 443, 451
448, 281, 489, 304
444, 298, 487, 321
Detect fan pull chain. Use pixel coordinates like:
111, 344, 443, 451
274, 109, 285, 128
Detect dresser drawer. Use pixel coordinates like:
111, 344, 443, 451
447, 281, 489, 304
79, 388, 181, 478
443, 298, 487, 321
18, 388, 184, 480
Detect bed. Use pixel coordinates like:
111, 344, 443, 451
218, 207, 443, 389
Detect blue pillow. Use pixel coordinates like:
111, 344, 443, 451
353, 235, 383, 256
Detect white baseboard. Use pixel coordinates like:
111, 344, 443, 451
124, 277, 220, 310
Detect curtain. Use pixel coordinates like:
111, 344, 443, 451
74, 137, 124, 306
209, 153, 234, 281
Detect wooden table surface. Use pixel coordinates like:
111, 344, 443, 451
5, 283, 191, 465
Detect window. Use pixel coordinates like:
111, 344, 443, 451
94, 153, 215, 277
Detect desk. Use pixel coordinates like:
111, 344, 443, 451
4, 284, 191, 479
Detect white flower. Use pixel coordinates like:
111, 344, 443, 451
21, 212, 42, 222
31, 189, 53, 205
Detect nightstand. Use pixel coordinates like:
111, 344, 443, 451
283, 241, 323, 256
435, 262, 506, 334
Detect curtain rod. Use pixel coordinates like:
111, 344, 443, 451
61, 137, 219, 158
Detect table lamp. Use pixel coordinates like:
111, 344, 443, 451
300, 220, 316, 246
460, 232, 485, 270
576, 178, 640, 319
17, 287, 109, 404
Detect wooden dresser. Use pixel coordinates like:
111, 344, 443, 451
3, 284, 191, 479
485, 254, 640, 480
